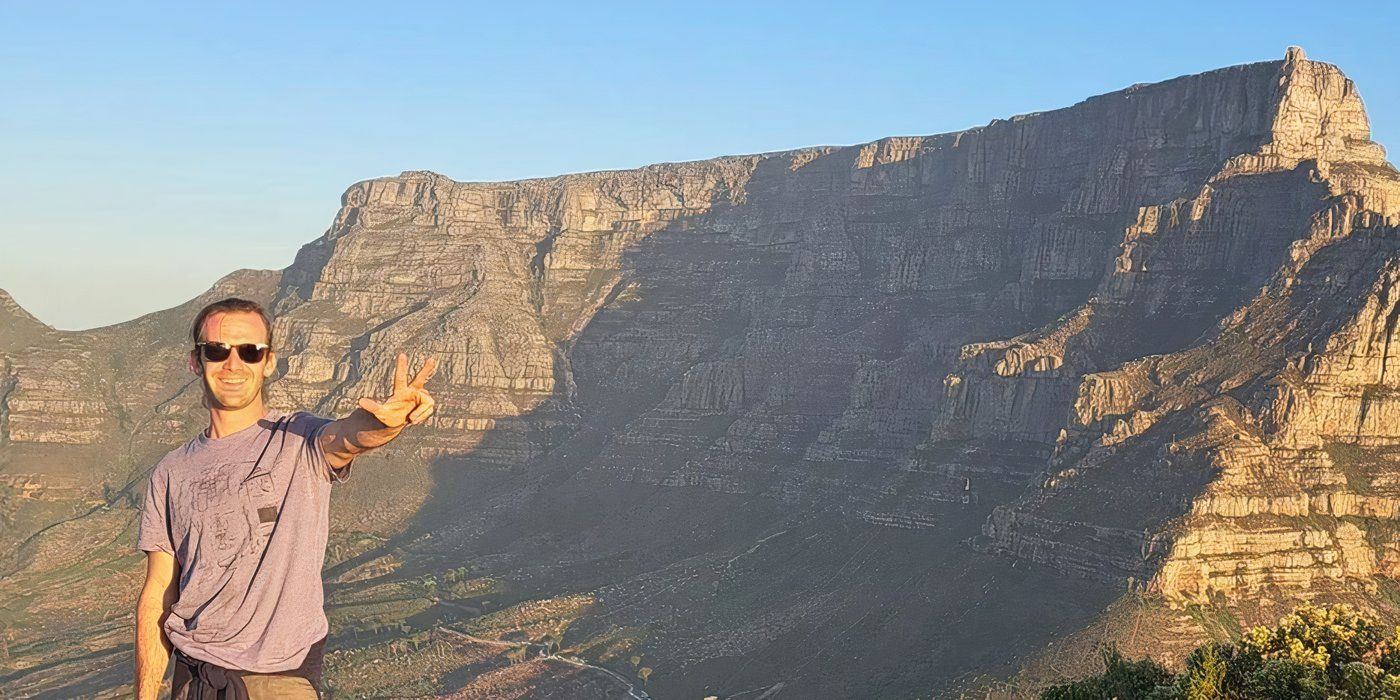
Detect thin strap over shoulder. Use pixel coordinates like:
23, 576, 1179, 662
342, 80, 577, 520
242, 415, 288, 483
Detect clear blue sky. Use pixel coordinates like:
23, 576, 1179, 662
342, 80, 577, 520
4, 1, 1397, 330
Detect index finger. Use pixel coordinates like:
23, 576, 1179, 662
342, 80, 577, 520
410, 356, 438, 388
393, 353, 408, 393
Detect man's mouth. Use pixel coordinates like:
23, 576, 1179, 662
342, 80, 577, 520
218, 377, 249, 387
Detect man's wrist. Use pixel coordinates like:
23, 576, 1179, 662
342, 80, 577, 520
349, 409, 407, 449
358, 407, 404, 430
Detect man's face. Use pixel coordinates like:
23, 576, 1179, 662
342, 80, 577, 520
190, 311, 275, 411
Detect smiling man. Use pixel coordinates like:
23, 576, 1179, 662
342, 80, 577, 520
134, 298, 437, 699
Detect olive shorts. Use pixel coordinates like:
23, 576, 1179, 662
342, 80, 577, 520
171, 672, 318, 699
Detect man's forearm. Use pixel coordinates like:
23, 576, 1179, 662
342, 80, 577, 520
134, 585, 174, 699
322, 408, 407, 468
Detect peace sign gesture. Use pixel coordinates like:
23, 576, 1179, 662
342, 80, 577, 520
358, 354, 437, 428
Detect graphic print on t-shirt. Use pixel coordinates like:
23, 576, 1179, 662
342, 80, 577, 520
191, 470, 228, 513
186, 464, 255, 567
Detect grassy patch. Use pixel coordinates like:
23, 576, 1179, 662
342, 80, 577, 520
325, 633, 465, 697
1184, 602, 1242, 640
327, 594, 433, 636
461, 594, 595, 644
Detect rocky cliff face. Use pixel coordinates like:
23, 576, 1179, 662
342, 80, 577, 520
2, 47, 1398, 697
972, 48, 1400, 610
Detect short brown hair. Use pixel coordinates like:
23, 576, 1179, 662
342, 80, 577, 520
191, 298, 274, 346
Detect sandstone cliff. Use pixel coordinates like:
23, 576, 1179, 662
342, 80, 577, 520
2, 47, 1398, 697
972, 48, 1400, 612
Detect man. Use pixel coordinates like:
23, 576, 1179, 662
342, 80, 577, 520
134, 298, 437, 699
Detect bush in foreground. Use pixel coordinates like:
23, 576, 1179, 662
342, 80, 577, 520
1041, 604, 1400, 699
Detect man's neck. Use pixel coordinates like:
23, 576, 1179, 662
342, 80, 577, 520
206, 400, 270, 439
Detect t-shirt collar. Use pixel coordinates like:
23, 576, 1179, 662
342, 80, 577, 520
194, 409, 287, 450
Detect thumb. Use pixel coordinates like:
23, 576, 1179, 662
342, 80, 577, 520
358, 397, 383, 414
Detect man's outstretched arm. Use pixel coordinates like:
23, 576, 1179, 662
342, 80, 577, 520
320, 354, 437, 469
135, 550, 178, 700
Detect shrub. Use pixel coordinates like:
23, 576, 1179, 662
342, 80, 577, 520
1240, 603, 1387, 673
1240, 659, 1328, 699
1041, 604, 1400, 700
1182, 643, 1228, 700
1042, 648, 1174, 699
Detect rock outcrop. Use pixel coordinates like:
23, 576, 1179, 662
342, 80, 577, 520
970, 47, 1400, 608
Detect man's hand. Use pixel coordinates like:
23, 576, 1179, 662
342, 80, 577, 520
358, 354, 437, 428
321, 353, 438, 470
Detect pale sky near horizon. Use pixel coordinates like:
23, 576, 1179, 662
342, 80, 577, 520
4, 1, 1399, 330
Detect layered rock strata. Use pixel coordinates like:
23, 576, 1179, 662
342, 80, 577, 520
971, 48, 1400, 606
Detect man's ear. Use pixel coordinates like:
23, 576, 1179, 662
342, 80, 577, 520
263, 352, 277, 379
188, 350, 201, 375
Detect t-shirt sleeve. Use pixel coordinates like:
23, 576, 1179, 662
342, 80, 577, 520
136, 463, 175, 556
301, 412, 353, 484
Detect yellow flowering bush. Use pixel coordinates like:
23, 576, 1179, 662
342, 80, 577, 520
1043, 604, 1400, 699
1239, 603, 1386, 669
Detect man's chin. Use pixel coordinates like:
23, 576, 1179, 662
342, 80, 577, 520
205, 389, 261, 411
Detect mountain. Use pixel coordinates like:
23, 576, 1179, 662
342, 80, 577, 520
2, 47, 1399, 697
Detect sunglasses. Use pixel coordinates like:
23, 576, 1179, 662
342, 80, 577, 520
195, 341, 271, 364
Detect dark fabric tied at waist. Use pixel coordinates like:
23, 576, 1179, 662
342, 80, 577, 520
171, 637, 323, 699
173, 649, 250, 700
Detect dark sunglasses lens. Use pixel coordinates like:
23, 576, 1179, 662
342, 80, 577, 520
236, 345, 269, 363
199, 344, 231, 362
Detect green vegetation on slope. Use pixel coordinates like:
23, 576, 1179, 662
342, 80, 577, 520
1043, 604, 1400, 699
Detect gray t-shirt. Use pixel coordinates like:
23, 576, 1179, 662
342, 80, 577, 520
137, 409, 351, 673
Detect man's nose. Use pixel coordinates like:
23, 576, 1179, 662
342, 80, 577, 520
221, 351, 245, 371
